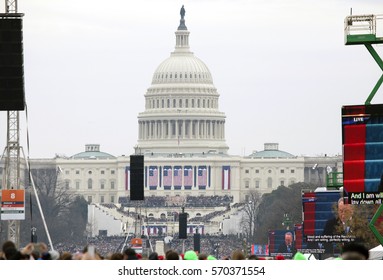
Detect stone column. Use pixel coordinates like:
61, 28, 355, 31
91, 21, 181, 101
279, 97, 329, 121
175, 120, 179, 139
154, 121, 157, 139
161, 120, 164, 140
196, 120, 200, 139
182, 120, 186, 138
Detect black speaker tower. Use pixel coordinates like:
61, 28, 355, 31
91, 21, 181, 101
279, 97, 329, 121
0, 14, 25, 111
179, 212, 187, 239
129, 155, 144, 200
193, 233, 201, 252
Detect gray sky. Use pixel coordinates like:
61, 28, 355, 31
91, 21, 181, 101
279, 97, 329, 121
1, 0, 383, 159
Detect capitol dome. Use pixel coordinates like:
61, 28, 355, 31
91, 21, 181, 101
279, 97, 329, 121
136, 7, 228, 155
151, 54, 214, 85
71, 144, 116, 159
248, 143, 295, 159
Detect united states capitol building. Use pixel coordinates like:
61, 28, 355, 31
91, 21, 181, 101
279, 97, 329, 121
4, 9, 342, 237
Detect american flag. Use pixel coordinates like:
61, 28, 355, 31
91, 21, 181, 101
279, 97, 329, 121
174, 166, 182, 187
163, 166, 172, 187
125, 166, 130, 190
150, 227, 157, 234
198, 166, 207, 187
184, 166, 193, 187
222, 166, 230, 190
149, 166, 158, 187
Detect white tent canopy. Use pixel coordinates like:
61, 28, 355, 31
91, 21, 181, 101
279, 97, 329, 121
369, 245, 383, 260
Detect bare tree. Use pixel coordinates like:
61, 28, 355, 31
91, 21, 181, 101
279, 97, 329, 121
241, 190, 262, 244
20, 167, 88, 245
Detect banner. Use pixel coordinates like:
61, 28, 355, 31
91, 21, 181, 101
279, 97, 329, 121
1, 189, 25, 220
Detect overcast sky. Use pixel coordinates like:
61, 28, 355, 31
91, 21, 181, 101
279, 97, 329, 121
1, 0, 382, 159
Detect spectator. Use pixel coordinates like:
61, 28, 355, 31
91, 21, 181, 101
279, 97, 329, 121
60, 252, 73, 260
341, 242, 369, 260
198, 253, 208, 260
184, 250, 198, 260
123, 248, 138, 260
149, 252, 159, 260
231, 249, 245, 260
165, 250, 180, 260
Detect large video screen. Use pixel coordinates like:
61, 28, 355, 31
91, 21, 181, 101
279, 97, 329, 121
268, 230, 295, 259
342, 104, 383, 204
301, 191, 352, 254
251, 244, 269, 257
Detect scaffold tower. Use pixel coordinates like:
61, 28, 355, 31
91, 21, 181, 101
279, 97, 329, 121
344, 14, 383, 104
344, 14, 383, 245
1, 0, 22, 248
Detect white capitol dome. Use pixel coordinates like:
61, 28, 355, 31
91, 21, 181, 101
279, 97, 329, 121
136, 8, 228, 155
151, 54, 214, 85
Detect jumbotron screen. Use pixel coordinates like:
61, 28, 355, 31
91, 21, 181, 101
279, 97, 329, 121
342, 104, 383, 204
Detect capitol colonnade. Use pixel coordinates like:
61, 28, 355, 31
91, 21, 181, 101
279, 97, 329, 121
138, 119, 225, 140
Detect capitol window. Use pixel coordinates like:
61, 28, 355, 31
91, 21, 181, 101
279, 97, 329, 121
281, 169, 284, 173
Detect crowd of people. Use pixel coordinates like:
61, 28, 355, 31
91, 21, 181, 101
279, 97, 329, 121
117, 195, 233, 208
0, 235, 371, 260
